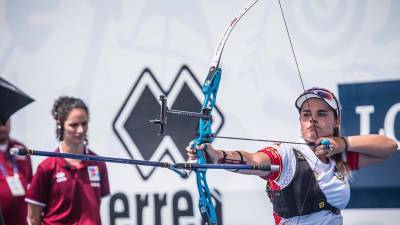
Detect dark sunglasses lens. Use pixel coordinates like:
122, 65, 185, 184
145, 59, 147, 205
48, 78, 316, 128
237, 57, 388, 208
315, 90, 333, 100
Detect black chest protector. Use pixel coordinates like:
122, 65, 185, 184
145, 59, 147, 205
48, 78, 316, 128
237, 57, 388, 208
266, 149, 340, 218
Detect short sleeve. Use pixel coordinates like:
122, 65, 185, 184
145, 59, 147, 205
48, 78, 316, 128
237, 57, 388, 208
25, 164, 51, 206
258, 143, 297, 189
259, 143, 295, 180
258, 145, 282, 180
347, 151, 359, 170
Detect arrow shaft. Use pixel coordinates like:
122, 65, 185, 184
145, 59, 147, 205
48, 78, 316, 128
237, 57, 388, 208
11, 148, 277, 171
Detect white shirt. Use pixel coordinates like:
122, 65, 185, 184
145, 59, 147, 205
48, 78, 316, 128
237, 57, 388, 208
267, 138, 350, 225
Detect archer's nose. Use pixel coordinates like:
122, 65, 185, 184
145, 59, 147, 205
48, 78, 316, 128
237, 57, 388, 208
77, 125, 85, 133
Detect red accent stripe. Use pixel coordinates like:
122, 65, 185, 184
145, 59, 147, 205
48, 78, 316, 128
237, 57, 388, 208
273, 212, 282, 225
347, 151, 359, 170
259, 146, 282, 180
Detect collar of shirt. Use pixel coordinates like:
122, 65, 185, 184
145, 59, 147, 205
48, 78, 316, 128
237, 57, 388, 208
56, 146, 94, 170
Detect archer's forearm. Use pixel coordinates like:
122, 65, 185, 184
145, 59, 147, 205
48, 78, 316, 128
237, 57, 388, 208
215, 149, 271, 176
347, 134, 398, 159
27, 203, 43, 225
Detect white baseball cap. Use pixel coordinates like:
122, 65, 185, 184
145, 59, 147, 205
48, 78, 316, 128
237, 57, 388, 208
295, 87, 341, 118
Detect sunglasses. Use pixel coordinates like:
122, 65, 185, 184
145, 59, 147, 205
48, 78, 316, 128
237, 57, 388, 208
296, 87, 341, 118
305, 88, 335, 101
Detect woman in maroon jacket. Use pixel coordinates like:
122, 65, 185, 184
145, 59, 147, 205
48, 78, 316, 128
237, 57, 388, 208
26, 96, 110, 225
0, 119, 32, 225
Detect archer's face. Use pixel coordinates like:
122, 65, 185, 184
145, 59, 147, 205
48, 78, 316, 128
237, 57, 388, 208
63, 108, 88, 146
299, 98, 339, 143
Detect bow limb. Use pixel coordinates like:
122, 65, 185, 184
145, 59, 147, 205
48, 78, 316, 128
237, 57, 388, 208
192, 1, 262, 224
211, 0, 261, 68
192, 67, 221, 225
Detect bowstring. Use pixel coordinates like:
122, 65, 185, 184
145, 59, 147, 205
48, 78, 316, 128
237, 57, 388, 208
277, 0, 322, 224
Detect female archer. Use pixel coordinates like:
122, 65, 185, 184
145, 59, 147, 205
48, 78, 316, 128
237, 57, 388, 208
187, 87, 397, 225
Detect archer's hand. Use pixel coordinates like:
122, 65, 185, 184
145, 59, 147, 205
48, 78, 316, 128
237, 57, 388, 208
315, 137, 348, 158
186, 143, 221, 163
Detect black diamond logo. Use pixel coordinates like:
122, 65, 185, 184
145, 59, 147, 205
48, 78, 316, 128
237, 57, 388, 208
113, 65, 224, 180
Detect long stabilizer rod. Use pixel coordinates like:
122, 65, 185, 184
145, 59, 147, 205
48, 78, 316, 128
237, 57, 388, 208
10, 148, 279, 177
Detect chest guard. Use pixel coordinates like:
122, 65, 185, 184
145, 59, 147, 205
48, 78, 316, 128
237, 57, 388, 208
266, 149, 340, 218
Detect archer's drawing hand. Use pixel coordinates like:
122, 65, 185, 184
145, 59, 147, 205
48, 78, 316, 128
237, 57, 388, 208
315, 137, 347, 158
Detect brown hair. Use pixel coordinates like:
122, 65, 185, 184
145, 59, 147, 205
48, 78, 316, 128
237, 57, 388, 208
51, 96, 89, 142
333, 122, 352, 179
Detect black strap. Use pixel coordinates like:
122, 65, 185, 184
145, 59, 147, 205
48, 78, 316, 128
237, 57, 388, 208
321, 200, 341, 215
231, 151, 244, 172
340, 136, 348, 152
217, 150, 227, 164
235, 151, 244, 164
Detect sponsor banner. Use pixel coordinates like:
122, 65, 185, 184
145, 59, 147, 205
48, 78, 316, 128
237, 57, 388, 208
113, 65, 223, 180
339, 80, 400, 208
